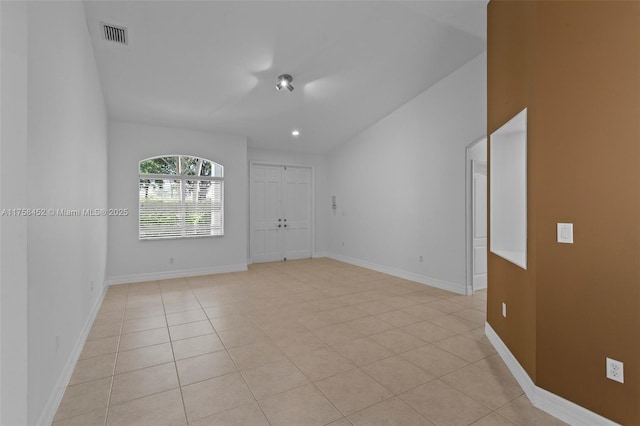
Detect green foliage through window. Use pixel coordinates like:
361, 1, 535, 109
139, 155, 223, 240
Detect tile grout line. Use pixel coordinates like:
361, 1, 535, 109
58, 262, 521, 426
103, 282, 130, 426
215, 276, 481, 423
159, 280, 197, 426
246, 293, 412, 423
201, 275, 352, 425
190, 276, 274, 426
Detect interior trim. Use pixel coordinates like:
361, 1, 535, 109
38, 283, 109, 426
484, 323, 620, 426
106, 264, 248, 285
328, 253, 466, 295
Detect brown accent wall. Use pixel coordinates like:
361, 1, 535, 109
488, 1, 640, 424
487, 0, 538, 380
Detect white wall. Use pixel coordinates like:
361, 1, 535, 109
470, 138, 487, 162
328, 52, 487, 293
0, 2, 29, 424
489, 129, 527, 266
108, 121, 248, 283
248, 148, 330, 257
25, 2, 109, 424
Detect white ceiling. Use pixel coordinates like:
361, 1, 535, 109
84, 1, 487, 154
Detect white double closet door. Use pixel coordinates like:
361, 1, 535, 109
250, 163, 312, 263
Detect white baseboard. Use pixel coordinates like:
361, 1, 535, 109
327, 253, 466, 294
37, 283, 109, 426
484, 323, 620, 426
484, 322, 537, 400
312, 251, 328, 258
106, 263, 248, 285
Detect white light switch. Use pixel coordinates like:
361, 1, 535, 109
557, 223, 574, 244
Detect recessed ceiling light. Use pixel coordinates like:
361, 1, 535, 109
276, 74, 294, 92
291, 130, 300, 137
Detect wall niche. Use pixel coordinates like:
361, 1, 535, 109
490, 108, 527, 269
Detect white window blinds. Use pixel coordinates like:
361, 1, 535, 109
139, 155, 224, 240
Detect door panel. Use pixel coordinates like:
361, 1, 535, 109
251, 165, 283, 263
283, 167, 312, 260
474, 246, 487, 274
250, 164, 312, 263
472, 161, 488, 290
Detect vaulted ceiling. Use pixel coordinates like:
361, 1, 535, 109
84, 1, 487, 154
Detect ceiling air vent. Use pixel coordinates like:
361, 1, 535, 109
101, 23, 128, 45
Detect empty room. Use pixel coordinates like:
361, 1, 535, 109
1, 1, 638, 425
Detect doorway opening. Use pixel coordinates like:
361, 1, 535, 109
465, 137, 487, 294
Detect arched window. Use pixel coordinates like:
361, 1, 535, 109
139, 155, 224, 240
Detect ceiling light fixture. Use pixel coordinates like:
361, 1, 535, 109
291, 130, 300, 137
276, 74, 294, 92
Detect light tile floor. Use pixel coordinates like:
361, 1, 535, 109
53, 258, 566, 426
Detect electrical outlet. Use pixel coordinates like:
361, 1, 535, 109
606, 357, 624, 383
419, 255, 424, 263
169, 257, 174, 264
502, 302, 507, 318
